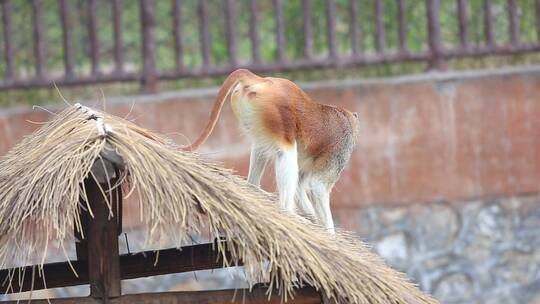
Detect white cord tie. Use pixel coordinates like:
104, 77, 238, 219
74, 103, 112, 136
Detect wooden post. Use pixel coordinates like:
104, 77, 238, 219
84, 175, 121, 299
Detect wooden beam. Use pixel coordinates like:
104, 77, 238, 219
0, 243, 233, 294
84, 177, 122, 299
0, 286, 322, 303
120, 241, 235, 280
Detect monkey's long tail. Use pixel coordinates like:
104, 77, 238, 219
182, 68, 258, 151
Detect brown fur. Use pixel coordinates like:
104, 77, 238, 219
183, 69, 359, 162
184, 69, 359, 231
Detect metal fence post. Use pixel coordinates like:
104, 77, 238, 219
173, 0, 184, 71
198, 0, 210, 70
140, 0, 158, 93
113, 0, 124, 74
273, 0, 285, 64
225, 0, 237, 67
32, 0, 46, 79
249, 0, 260, 64
374, 0, 385, 53
2, 0, 14, 82
326, 0, 337, 60
88, 0, 100, 76
426, 0, 446, 70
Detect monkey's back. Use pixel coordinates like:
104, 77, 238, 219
230, 76, 302, 149
230, 76, 357, 181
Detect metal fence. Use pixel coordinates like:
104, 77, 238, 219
1, 0, 540, 92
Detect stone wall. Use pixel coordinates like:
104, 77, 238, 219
350, 194, 540, 304
1, 66, 540, 303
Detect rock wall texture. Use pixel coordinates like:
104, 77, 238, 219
1, 66, 539, 303
349, 194, 540, 304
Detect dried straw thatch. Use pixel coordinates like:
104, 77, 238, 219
0, 105, 438, 304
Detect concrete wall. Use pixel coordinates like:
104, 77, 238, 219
1, 66, 540, 303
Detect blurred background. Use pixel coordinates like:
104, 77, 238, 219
0, 0, 539, 303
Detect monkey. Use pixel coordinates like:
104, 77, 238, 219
183, 69, 359, 233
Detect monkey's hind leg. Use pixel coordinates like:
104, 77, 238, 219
275, 143, 298, 213
310, 180, 335, 234
295, 175, 318, 221
247, 144, 269, 187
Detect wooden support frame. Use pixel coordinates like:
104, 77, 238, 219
1, 286, 322, 304
0, 165, 324, 303
0, 243, 233, 293
85, 176, 121, 299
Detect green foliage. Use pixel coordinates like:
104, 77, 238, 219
0, 0, 540, 106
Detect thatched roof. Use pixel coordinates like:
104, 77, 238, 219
0, 104, 438, 303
